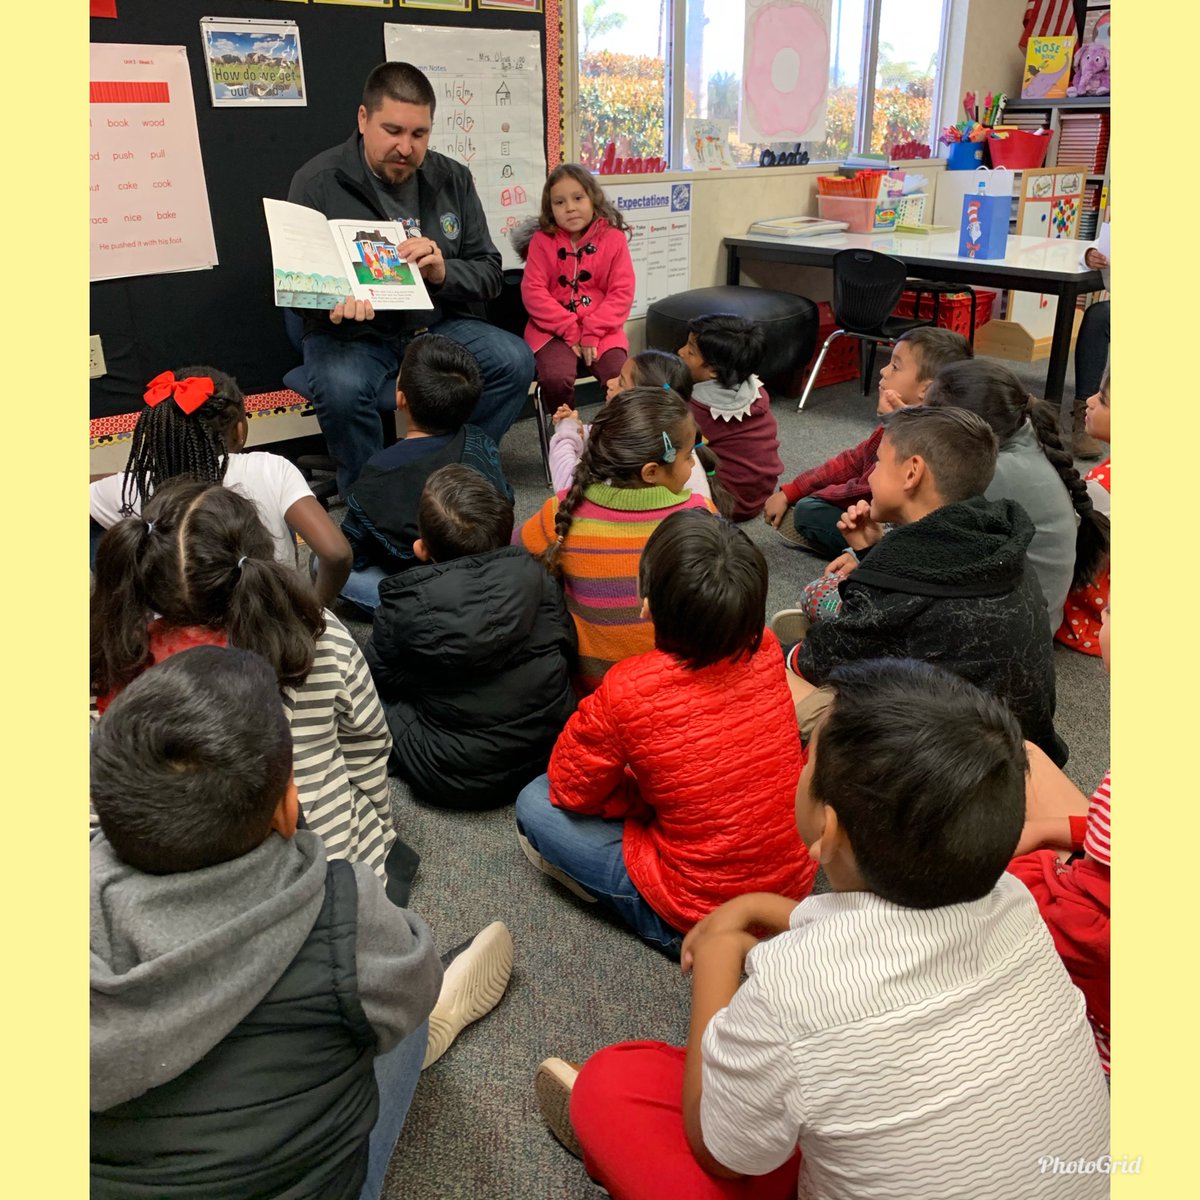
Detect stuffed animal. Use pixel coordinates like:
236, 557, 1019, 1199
1068, 43, 1110, 97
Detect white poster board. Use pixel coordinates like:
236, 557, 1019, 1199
383, 24, 544, 270
89, 44, 218, 282
602, 181, 692, 320
740, 0, 831, 145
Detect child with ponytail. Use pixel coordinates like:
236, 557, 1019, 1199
89, 366, 352, 606
520, 388, 717, 694
547, 348, 736, 518
925, 359, 1109, 627
90, 479, 400, 892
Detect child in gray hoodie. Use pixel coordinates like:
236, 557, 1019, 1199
89, 646, 507, 1200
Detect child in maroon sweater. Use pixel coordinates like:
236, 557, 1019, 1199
763, 327, 972, 556
679, 314, 783, 521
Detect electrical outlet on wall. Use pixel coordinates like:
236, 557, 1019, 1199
89, 334, 107, 379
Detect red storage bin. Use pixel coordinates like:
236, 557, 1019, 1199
803, 302, 860, 388
987, 130, 1050, 170
892, 289, 996, 339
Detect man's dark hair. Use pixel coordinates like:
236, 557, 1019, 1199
895, 326, 973, 381
362, 61, 436, 117
638, 509, 766, 669
882, 404, 998, 503
418, 464, 515, 562
399, 334, 484, 435
91, 646, 294, 875
812, 658, 1027, 908
687, 313, 766, 388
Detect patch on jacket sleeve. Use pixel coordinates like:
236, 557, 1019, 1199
440, 212, 461, 240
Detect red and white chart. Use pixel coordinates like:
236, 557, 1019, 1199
90, 43, 219, 282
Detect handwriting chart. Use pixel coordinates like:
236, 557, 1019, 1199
90, 44, 218, 282
383, 25, 545, 270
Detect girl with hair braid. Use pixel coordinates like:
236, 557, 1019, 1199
89, 366, 352, 606
925, 359, 1109, 629
520, 388, 717, 695
90, 479, 403, 894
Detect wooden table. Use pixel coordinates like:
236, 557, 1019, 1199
724, 231, 1104, 419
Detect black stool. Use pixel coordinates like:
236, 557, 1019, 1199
645, 286, 819, 399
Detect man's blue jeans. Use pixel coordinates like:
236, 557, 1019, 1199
357, 1021, 428, 1200
303, 317, 534, 494
515, 775, 683, 957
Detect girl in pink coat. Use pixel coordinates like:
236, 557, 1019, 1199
521, 164, 636, 412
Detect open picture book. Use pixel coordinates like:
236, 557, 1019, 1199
263, 197, 434, 311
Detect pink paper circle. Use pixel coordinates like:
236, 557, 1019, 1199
744, 5, 830, 138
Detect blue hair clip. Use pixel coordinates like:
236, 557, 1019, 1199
662, 383, 670, 390
661, 431, 676, 463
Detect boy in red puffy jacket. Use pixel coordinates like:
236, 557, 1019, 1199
514, 510, 816, 957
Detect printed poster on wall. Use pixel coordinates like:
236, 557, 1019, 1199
200, 18, 307, 107
740, 0, 831, 145
600, 181, 691, 320
90, 43, 219, 282
383, 23, 545, 270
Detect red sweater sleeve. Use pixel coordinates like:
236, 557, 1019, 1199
780, 426, 885, 506
521, 233, 582, 344
579, 235, 635, 345
548, 683, 651, 820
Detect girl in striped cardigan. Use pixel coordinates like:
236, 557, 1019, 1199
90, 480, 403, 895
520, 388, 717, 695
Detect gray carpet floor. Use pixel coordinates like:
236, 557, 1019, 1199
320, 362, 1109, 1199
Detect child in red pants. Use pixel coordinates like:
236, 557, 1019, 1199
535, 659, 1110, 1200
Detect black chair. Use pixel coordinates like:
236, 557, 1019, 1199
797, 249, 940, 412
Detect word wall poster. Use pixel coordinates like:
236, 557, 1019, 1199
602, 181, 692, 320
383, 24, 545, 270
90, 43, 218, 282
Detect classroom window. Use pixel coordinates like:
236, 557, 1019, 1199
576, 0, 672, 171
573, 0, 947, 170
869, 0, 945, 153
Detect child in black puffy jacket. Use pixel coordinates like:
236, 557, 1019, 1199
366, 465, 577, 809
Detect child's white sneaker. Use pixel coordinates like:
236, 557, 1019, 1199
535, 1057, 583, 1158
421, 921, 514, 1070
770, 607, 811, 645
517, 832, 598, 903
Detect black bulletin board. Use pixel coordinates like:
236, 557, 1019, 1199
89, 0, 548, 420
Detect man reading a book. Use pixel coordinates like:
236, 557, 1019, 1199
288, 61, 534, 495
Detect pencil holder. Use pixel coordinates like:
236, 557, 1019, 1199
945, 141, 987, 170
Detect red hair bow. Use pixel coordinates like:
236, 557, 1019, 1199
143, 371, 215, 415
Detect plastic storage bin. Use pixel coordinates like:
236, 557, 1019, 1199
945, 141, 987, 170
892, 288, 997, 338
987, 130, 1050, 170
816, 194, 897, 233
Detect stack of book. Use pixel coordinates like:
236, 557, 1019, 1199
1077, 180, 1104, 242
1003, 112, 1051, 135
1055, 112, 1110, 173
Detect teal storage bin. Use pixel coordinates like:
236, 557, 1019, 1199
946, 141, 986, 170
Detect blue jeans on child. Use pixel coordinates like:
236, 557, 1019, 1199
357, 1020, 428, 1200
515, 775, 683, 957
303, 318, 534, 495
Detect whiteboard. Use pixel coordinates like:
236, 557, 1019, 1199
383, 24, 545, 270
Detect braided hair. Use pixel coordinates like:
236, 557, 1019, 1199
91, 478, 324, 698
119, 366, 247, 516
925, 360, 1109, 589
542, 387, 693, 576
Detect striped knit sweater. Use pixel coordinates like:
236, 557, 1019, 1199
91, 613, 395, 881
520, 483, 717, 694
